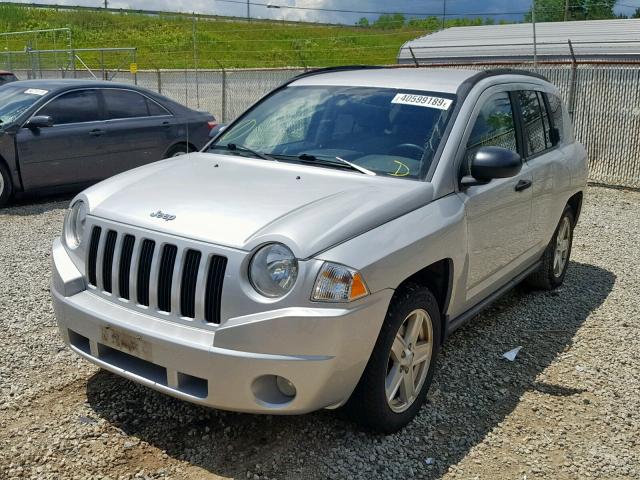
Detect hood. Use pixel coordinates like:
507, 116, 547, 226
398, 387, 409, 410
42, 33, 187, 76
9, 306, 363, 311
84, 153, 434, 258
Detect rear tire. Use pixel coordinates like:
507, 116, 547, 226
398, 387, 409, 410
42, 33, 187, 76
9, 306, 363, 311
345, 283, 441, 433
0, 162, 13, 207
165, 144, 190, 158
526, 205, 575, 290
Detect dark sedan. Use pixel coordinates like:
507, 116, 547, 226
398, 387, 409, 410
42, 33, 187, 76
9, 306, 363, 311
0, 80, 216, 206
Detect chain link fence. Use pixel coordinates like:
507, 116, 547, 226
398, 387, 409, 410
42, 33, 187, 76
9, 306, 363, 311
4, 61, 640, 188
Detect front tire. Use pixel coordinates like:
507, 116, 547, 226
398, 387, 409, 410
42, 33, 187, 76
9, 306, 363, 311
345, 283, 441, 433
526, 205, 575, 290
0, 162, 13, 207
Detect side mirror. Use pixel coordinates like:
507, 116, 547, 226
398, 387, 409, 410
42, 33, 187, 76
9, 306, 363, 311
461, 146, 522, 187
25, 115, 54, 129
209, 123, 227, 138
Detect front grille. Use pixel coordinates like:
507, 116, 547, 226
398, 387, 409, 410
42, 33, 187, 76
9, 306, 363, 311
86, 227, 227, 324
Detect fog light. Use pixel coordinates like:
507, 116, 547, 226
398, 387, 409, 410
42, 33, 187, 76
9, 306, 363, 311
276, 376, 296, 397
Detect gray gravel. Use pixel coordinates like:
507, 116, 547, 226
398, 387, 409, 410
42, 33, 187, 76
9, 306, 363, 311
1, 185, 639, 480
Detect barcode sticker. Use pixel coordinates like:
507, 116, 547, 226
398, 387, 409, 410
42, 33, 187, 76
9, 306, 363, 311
391, 93, 452, 110
24, 88, 48, 96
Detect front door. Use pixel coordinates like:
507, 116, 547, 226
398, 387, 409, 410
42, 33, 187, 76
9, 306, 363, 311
458, 90, 535, 306
17, 89, 109, 190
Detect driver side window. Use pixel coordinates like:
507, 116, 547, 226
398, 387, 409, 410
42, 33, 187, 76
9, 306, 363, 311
464, 92, 517, 175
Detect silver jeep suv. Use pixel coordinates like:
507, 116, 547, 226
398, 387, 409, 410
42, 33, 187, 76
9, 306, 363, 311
51, 67, 587, 433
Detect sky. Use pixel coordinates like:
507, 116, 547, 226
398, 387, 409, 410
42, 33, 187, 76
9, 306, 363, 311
8, 0, 639, 25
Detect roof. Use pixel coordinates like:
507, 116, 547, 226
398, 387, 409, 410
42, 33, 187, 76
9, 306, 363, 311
398, 19, 640, 65
6, 79, 136, 89
290, 67, 480, 93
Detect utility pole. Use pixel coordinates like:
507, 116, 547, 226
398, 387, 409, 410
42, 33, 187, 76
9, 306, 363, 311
247, 0, 250, 22
104, 0, 108, 9
442, 0, 446, 30
532, 0, 537, 66
564, 0, 570, 21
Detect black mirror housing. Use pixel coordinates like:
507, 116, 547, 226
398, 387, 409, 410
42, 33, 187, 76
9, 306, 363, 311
470, 146, 522, 181
25, 115, 54, 129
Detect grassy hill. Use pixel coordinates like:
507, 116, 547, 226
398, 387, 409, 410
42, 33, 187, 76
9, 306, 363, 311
0, 4, 428, 70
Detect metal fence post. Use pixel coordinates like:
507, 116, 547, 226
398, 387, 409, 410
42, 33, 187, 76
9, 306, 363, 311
72, 49, 77, 78
100, 49, 106, 80
133, 49, 138, 85
221, 68, 227, 122
157, 69, 162, 94
567, 40, 577, 120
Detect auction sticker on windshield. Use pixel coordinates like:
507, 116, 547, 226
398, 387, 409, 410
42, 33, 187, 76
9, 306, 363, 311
24, 88, 48, 96
391, 93, 452, 110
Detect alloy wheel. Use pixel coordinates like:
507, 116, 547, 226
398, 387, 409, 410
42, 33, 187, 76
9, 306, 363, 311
553, 216, 571, 278
385, 308, 433, 413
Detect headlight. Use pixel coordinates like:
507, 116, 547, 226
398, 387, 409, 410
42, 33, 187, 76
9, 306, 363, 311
312, 262, 369, 303
249, 243, 298, 298
64, 200, 88, 250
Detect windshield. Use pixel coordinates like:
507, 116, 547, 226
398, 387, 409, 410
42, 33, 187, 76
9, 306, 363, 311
0, 85, 47, 125
210, 85, 455, 179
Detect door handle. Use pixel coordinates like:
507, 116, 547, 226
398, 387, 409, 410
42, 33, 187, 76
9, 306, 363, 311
89, 128, 106, 137
161, 121, 171, 127
515, 179, 532, 192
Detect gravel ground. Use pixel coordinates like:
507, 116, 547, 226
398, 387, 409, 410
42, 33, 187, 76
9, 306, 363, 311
0, 185, 639, 480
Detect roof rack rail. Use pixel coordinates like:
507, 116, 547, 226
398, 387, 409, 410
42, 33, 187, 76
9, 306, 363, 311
474, 68, 549, 82
289, 65, 385, 82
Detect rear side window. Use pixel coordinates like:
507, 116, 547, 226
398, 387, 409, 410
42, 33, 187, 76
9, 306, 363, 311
464, 92, 518, 174
517, 90, 554, 156
103, 89, 149, 119
147, 98, 170, 116
39, 90, 102, 125
546, 93, 564, 144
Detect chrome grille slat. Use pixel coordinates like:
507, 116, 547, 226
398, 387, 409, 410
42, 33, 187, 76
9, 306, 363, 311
85, 220, 227, 326
94, 228, 108, 291
110, 233, 125, 298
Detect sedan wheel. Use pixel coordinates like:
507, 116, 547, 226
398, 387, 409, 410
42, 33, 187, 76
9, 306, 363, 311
386, 309, 433, 413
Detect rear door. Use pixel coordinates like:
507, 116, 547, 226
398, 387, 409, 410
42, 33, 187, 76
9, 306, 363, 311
16, 89, 109, 190
101, 88, 175, 176
457, 88, 535, 306
516, 90, 572, 251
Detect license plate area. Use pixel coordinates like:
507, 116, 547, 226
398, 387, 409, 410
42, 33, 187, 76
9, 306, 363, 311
101, 325, 152, 361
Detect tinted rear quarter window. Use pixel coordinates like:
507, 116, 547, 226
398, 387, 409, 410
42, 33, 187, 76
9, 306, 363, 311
546, 93, 564, 143
103, 89, 149, 119
147, 98, 170, 116
39, 89, 102, 125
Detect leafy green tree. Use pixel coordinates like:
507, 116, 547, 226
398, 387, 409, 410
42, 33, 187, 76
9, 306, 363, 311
525, 0, 616, 22
632, 8, 640, 18
356, 17, 369, 27
372, 13, 405, 29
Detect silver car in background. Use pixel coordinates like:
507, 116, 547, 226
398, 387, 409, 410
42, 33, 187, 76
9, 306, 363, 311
51, 67, 587, 432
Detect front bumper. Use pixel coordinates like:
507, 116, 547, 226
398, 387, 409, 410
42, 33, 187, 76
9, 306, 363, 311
51, 238, 393, 414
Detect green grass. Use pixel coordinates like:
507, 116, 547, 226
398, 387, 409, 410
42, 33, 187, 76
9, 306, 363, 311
0, 4, 430, 70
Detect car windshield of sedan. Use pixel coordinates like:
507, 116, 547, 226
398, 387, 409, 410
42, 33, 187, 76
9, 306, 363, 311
209, 85, 456, 179
0, 85, 47, 126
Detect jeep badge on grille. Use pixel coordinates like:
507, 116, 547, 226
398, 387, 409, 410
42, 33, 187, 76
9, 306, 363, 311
150, 210, 176, 221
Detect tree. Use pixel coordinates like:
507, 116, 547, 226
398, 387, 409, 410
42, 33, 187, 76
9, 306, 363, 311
371, 13, 405, 29
356, 17, 369, 27
524, 0, 616, 22
632, 7, 640, 18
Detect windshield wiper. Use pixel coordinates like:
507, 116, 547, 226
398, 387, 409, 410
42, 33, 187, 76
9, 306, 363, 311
289, 153, 376, 176
211, 143, 277, 162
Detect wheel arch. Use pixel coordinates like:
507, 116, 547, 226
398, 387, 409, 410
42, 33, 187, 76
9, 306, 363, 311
567, 191, 583, 225
395, 258, 453, 346
164, 141, 198, 158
